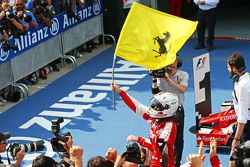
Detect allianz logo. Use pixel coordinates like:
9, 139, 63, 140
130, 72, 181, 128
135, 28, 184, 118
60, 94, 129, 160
0, 44, 9, 62
93, 0, 101, 15
50, 18, 60, 36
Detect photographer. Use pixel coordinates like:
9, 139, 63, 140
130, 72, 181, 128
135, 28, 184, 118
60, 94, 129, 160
32, 146, 83, 167
49, 117, 84, 167
32, 135, 83, 167
151, 56, 189, 167
0, 132, 25, 167
111, 81, 179, 167
14, 0, 39, 30
27, 0, 53, 27
0, 2, 28, 46
113, 142, 150, 167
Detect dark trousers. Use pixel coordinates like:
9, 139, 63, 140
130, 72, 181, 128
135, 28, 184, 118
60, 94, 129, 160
196, 8, 217, 47
241, 120, 250, 142
175, 106, 184, 167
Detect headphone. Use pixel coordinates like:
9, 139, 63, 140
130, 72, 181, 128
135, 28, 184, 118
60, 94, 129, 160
176, 53, 182, 68
177, 58, 182, 68
230, 66, 246, 82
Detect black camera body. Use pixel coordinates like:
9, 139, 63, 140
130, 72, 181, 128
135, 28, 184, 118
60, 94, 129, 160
231, 140, 250, 167
5, 10, 15, 20
1, 42, 19, 52
8, 140, 45, 157
151, 68, 166, 78
122, 143, 142, 164
50, 117, 71, 153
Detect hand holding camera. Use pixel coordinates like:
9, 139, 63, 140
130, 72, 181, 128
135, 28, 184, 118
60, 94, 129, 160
50, 117, 72, 153
5, 10, 15, 20
150, 68, 166, 78
14, 148, 25, 166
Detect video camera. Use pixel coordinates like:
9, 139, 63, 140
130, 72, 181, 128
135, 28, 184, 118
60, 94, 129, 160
122, 143, 142, 164
7, 140, 45, 158
230, 140, 250, 167
50, 117, 71, 153
150, 67, 167, 78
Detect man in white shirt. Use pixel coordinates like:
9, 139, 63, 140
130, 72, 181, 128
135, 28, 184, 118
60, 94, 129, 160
227, 52, 250, 167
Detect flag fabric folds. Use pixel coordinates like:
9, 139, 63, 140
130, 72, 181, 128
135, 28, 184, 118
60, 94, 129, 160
114, 2, 198, 70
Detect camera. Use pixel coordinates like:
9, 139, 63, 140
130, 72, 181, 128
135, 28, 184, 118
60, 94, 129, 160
0, 26, 5, 34
1, 42, 19, 52
230, 140, 250, 167
5, 11, 15, 20
50, 117, 71, 153
151, 68, 166, 78
122, 143, 142, 164
8, 140, 45, 157
17, 11, 32, 23
23, 14, 32, 23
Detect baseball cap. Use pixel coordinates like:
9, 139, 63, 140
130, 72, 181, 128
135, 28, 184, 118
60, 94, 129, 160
0, 132, 11, 141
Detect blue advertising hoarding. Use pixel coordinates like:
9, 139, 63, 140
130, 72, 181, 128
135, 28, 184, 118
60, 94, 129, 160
0, 0, 102, 64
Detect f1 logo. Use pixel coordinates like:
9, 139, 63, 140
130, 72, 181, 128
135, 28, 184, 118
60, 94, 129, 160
196, 57, 206, 69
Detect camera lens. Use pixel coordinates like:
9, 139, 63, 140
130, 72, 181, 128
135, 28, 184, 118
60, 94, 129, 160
22, 140, 45, 153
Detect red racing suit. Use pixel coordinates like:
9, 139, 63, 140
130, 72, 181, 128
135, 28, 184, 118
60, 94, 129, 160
181, 155, 221, 167
119, 90, 177, 167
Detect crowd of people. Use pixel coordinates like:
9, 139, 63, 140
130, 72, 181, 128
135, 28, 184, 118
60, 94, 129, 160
0, 0, 100, 106
1, 51, 249, 167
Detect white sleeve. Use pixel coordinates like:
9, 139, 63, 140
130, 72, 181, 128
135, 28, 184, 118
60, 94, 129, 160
237, 84, 249, 124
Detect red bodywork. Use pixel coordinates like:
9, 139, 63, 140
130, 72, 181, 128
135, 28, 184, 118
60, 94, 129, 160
196, 101, 237, 146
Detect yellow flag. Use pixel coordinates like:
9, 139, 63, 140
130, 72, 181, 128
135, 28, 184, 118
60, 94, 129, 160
115, 2, 198, 70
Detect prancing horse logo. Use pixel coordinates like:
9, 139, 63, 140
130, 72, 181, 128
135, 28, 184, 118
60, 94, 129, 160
152, 32, 171, 58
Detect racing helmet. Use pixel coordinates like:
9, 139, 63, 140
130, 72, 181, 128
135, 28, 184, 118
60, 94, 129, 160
148, 92, 178, 118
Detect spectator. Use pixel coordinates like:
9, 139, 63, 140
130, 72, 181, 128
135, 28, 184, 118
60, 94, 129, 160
0, 132, 25, 167
105, 147, 118, 166
209, 137, 221, 167
32, 155, 58, 167
151, 56, 188, 167
61, 0, 82, 21
127, 135, 151, 167
27, 0, 53, 27
194, 0, 220, 51
111, 81, 179, 167
114, 154, 141, 167
87, 155, 106, 167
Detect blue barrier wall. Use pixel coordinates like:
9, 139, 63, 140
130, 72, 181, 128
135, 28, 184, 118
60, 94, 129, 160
0, 0, 103, 89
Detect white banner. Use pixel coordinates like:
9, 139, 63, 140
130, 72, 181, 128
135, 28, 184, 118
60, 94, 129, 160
193, 53, 212, 120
